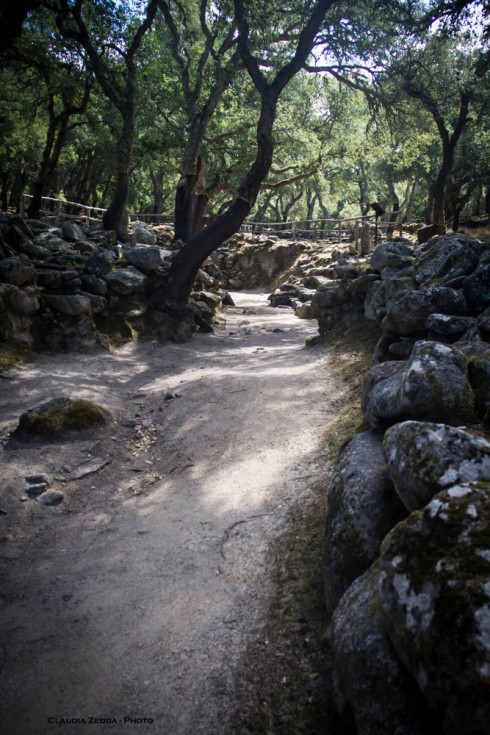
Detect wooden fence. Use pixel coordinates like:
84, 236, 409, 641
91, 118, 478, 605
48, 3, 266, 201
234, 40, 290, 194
20, 194, 403, 244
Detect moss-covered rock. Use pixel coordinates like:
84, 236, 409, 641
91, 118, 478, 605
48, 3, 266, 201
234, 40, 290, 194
10, 397, 110, 440
331, 565, 437, 735
324, 430, 407, 618
378, 482, 490, 735
361, 340, 475, 428
383, 421, 490, 511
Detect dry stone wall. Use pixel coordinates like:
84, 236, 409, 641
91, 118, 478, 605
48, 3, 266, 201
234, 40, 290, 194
298, 232, 490, 735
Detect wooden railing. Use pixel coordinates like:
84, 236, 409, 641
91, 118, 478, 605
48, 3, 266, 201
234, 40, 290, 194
241, 214, 404, 246
20, 194, 403, 244
20, 194, 107, 225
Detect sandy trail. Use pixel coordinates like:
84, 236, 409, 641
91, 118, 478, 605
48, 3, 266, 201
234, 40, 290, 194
0, 291, 338, 735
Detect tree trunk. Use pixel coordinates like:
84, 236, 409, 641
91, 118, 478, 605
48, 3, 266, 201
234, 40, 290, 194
163, 94, 277, 302
102, 109, 133, 240
431, 172, 447, 233
27, 100, 59, 218
150, 165, 165, 215
1, 173, 9, 212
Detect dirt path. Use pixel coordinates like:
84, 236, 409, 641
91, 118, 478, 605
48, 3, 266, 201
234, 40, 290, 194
0, 291, 339, 735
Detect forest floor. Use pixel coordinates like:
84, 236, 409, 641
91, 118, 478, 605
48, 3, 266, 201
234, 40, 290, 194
0, 291, 354, 735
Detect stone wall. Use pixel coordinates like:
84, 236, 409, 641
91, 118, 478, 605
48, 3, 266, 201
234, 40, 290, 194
307, 233, 490, 734
0, 215, 227, 351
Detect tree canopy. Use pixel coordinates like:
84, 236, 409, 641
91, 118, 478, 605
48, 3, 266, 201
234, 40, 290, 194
1, 0, 489, 295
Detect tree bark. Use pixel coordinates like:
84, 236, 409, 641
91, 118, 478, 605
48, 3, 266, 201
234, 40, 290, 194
102, 107, 133, 239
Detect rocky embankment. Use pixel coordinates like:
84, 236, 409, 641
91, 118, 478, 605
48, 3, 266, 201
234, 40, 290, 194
271, 231, 490, 734
0, 214, 236, 350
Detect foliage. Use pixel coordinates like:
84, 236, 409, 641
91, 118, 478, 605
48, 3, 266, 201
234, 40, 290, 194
0, 0, 489, 224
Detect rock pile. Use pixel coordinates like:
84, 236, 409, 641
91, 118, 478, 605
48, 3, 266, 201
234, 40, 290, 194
0, 214, 228, 350
308, 232, 490, 735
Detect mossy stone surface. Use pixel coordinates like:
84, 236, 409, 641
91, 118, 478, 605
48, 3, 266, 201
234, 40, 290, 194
378, 482, 490, 735
11, 397, 110, 440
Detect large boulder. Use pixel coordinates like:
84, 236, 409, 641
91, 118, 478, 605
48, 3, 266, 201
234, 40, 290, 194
382, 286, 469, 336
361, 341, 474, 428
383, 421, 490, 511
415, 233, 481, 287
324, 431, 407, 618
378, 482, 490, 735
331, 567, 434, 735
125, 243, 162, 271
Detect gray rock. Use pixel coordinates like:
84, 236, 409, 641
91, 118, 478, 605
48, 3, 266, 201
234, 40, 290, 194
195, 268, 217, 289
332, 566, 432, 735
0, 254, 36, 285
378, 482, 490, 735
383, 421, 490, 511
302, 275, 330, 289
324, 431, 407, 618
80, 274, 107, 296
25, 473, 51, 486
311, 281, 350, 310
294, 301, 315, 319
43, 294, 92, 316
9, 225, 50, 259
150, 301, 196, 343
83, 293, 107, 315
463, 260, 490, 314
104, 266, 146, 294
426, 313, 477, 336
269, 289, 296, 307
371, 241, 415, 272
125, 243, 162, 271
296, 287, 317, 303
194, 290, 222, 313
85, 251, 116, 277
383, 287, 469, 336
364, 280, 386, 322
468, 356, 490, 424
61, 221, 85, 241
0, 283, 19, 313
477, 307, 490, 339
11, 288, 40, 316
347, 273, 381, 293
36, 490, 64, 506
33, 313, 98, 352
130, 225, 157, 245
36, 268, 81, 290
415, 233, 481, 287
361, 341, 474, 427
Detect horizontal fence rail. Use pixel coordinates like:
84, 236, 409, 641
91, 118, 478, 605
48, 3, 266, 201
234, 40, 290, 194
20, 194, 107, 225
20, 194, 403, 244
